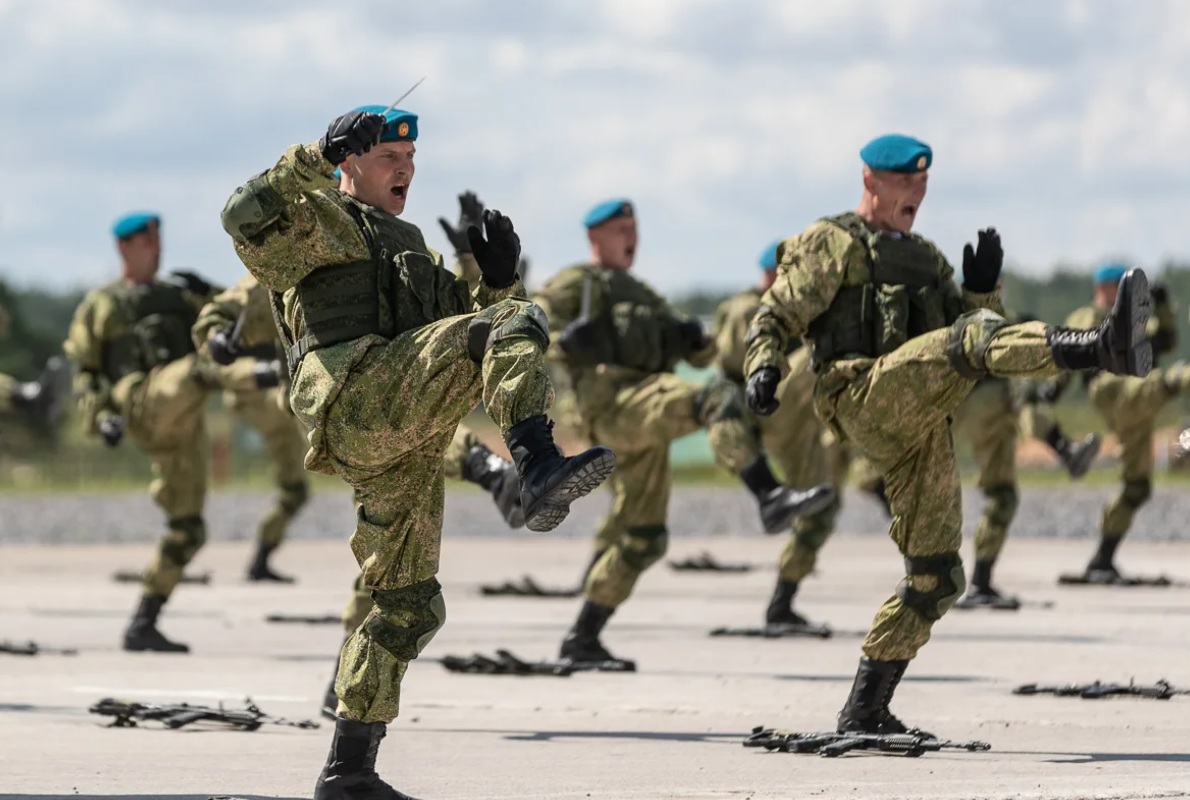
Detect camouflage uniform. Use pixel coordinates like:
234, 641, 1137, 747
192, 274, 310, 575
745, 213, 1066, 667
64, 279, 215, 602
221, 141, 572, 725
1052, 302, 1188, 576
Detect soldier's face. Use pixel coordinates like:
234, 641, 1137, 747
760, 269, 777, 291
1095, 282, 1119, 309
117, 223, 161, 283
342, 141, 416, 216
866, 169, 928, 233
588, 216, 638, 271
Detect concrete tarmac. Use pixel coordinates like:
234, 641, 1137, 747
3, 533, 1190, 800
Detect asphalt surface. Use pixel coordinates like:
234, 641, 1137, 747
3, 518, 1190, 798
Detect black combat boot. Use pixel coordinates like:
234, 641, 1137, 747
123, 594, 190, 653
739, 456, 836, 534
504, 415, 616, 533
461, 443, 525, 529
1084, 535, 1123, 583
764, 578, 810, 626
10, 357, 66, 427
1044, 428, 1101, 479
837, 657, 932, 737
955, 559, 1020, 610
1047, 268, 1152, 377
559, 601, 633, 668
313, 718, 421, 800
247, 541, 295, 583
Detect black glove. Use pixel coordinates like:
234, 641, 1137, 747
1152, 283, 1169, 306
961, 228, 1003, 293
437, 191, 486, 255
99, 414, 125, 447
745, 367, 781, 416
319, 110, 385, 166
467, 209, 521, 289
677, 318, 707, 354
169, 270, 215, 297
252, 360, 283, 389
558, 317, 602, 357
208, 328, 239, 366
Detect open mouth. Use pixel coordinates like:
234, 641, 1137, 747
901, 204, 917, 218
625, 246, 636, 259
391, 184, 407, 199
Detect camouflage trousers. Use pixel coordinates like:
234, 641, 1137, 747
584, 372, 758, 609
116, 355, 211, 599
765, 347, 846, 584
297, 301, 550, 725
226, 388, 310, 546
0, 373, 15, 412
340, 424, 486, 635
1088, 364, 1190, 539
814, 315, 1059, 662
950, 378, 1019, 563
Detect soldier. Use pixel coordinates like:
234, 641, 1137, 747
714, 241, 886, 630
1044, 264, 1186, 583
951, 370, 1102, 609
743, 134, 1150, 737
191, 274, 310, 582
64, 213, 219, 652
220, 104, 614, 800
535, 200, 834, 668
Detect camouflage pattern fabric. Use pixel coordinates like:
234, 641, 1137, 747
950, 379, 1018, 562
194, 275, 310, 547
1059, 305, 1190, 540
64, 283, 214, 598
746, 216, 1061, 662
339, 423, 490, 636
0, 373, 15, 412
224, 141, 553, 725
536, 264, 756, 609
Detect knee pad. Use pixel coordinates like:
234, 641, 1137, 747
896, 552, 965, 621
617, 525, 669, 571
1122, 478, 1152, 509
467, 300, 550, 363
693, 376, 747, 424
279, 481, 310, 515
366, 576, 446, 661
945, 309, 1010, 381
162, 515, 207, 565
983, 482, 1020, 528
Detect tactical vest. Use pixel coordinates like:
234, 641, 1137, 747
807, 212, 960, 371
102, 281, 198, 382
574, 267, 687, 375
277, 196, 471, 373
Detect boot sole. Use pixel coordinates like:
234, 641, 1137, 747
524, 449, 617, 533
1065, 435, 1101, 479
1119, 269, 1153, 377
763, 485, 837, 534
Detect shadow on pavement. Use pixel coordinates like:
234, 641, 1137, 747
936, 632, 1102, 644
774, 673, 987, 683
1042, 752, 1190, 764
0, 795, 307, 800
408, 727, 743, 744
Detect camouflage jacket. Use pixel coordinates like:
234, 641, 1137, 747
64, 279, 213, 433
192, 273, 281, 394
535, 262, 716, 411
743, 215, 1002, 382
712, 287, 763, 384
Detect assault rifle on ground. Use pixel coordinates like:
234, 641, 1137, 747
89, 698, 320, 731
744, 726, 991, 757
0, 640, 78, 656
1014, 679, 1190, 700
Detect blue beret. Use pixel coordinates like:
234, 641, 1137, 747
112, 212, 160, 240
353, 105, 418, 143
860, 134, 932, 173
1094, 263, 1128, 285
759, 240, 781, 270
584, 199, 634, 229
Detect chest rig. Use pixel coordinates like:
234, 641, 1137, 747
276, 196, 472, 374
102, 281, 198, 382
808, 212, 959, 371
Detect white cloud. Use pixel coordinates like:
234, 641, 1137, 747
0, 0, 1188, 297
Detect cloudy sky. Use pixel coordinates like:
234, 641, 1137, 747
2, 0, 1189, 293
